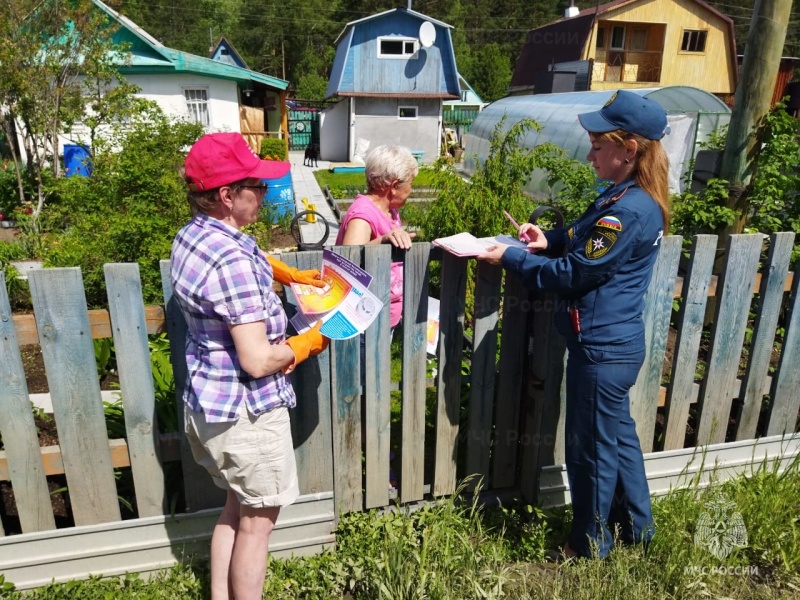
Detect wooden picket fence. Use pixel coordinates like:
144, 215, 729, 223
0, 232, 799, 589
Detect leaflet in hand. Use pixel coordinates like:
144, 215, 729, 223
289, 249, 383, 340
432, 233, 528, 257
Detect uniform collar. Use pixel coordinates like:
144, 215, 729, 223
595, 179, 636, 209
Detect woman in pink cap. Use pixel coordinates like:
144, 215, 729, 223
170, 132, 328, 599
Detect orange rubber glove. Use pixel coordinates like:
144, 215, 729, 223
267, 256, 325, 287
283, 321, 330, 373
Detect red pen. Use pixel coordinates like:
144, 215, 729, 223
503, 210, 532, 242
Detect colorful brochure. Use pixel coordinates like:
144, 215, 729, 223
290, 249, 384, 340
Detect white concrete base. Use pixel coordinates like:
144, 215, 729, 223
538, 433, 800, 508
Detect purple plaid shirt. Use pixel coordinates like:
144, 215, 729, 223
170, 213, 296, 422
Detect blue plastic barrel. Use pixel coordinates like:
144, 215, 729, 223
63, 144, 92, 177
261, 172, 295, 222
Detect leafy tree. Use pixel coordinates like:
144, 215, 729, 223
0, 0, 138, 235
459, 43, 512, 103
295, 72, 329, 101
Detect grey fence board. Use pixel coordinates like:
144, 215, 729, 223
0, 274, 55, 535
432, 253, 468, 497
767, 256, 800, 436
696, 235, 763, 445
363, 245, 392, 508
28, 268, 120, 526
521, 290, 567, 501
401, 243, 431, 503
491, 271, 529, 489
159, 260, 225, 511
737, 232, 795, 440
281, 250, 334, 497
663, 235, 716, 450
104, 264, 166, 517
466, 262, 502, 489
631, 235, 682, 451
328, 246, 362, 514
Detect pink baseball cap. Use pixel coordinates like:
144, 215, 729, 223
184, 132, 291, 191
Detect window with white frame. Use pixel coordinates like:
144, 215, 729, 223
378, 37, 418, 58
184, 88, 210, 126
398, 106, 417, 119
610, 26, 626, 50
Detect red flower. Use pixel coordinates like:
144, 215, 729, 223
24, 207, 32, 215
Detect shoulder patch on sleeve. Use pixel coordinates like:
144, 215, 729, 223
585, 229, 619, 259
595, 215, 623, 232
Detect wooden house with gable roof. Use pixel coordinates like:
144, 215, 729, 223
510, 0, 737, 101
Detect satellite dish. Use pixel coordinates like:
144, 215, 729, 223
419, 21, 436, 48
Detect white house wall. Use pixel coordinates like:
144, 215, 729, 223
125, 74, 241, 133
319, 99, 350, 162
46, 73, 242, 160
352, 98, 440, 164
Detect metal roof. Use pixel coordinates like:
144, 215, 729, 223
93, 0, 288, 90
333, 7, 452, 45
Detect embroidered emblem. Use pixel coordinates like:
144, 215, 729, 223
567, 227, 574, 239
603, 91, 618, 108
595, 215, 622, 232
585, 228, 618, 259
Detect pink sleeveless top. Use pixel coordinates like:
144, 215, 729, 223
336, 194, 404, 327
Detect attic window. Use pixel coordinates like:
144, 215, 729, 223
378, 37, 418, 58
681, 30, 707, 53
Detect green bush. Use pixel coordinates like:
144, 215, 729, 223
259, 137, 288, 161
420, 117, 596, 243
44, 102, 202, 307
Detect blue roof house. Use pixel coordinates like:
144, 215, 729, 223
321, 8, 461, 164
209, 37, 250, 70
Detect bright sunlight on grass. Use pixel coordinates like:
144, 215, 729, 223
6, 455, 800, 599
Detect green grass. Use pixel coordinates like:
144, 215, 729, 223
313, 167, 438, 200
6, 456, 800, 599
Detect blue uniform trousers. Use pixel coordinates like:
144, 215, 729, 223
564, 337, 655, 558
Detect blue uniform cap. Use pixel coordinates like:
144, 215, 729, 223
578, 90, 669, 140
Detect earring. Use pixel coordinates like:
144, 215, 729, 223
624, 158, 631, 164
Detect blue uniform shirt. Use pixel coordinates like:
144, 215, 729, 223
502, 180, 664, 345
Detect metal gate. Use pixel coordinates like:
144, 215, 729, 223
287, 99, 337, 150
287, 108, 319, 151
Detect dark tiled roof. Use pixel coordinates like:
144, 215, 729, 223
510, 14, 595, 88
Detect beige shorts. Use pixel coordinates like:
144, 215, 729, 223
184, 405, 299, 508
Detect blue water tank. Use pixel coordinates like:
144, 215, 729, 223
64, 144, 92, 177
262, 173, 294, 222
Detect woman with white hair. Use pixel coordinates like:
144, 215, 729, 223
335, 144, 418, 328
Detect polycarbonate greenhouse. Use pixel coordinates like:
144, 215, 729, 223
462, 86, 731, 199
